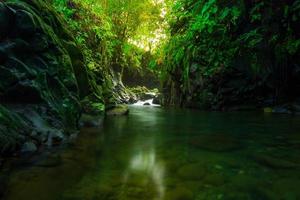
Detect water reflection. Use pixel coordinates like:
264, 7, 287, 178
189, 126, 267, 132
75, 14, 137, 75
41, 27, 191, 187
123, 139, 165, 200
3, 107, 300, 200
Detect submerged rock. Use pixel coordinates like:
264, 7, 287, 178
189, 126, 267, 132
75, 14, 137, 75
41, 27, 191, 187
252, 154, 298, 169
165, 187, 194, 200
79, 114, 104, 127
203, 172, 226, 186
143, 102, 151, 106
177, 163, 206, 180
189, 133, 242, 152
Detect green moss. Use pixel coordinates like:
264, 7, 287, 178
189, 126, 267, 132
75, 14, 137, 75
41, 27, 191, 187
106, 104, 129, 116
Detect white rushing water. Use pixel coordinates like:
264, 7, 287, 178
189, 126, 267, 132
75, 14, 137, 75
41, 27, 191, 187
132, 98, 160, 107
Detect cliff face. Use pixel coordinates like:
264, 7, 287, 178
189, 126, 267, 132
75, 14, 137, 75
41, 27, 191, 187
0, 0, 100, 155
162, 0, 300, 111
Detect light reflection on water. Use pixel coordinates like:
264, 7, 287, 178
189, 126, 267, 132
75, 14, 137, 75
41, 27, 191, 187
123, 142, 165, 200
2, 107, 300, 200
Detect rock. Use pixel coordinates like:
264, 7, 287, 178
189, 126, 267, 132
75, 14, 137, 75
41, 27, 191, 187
81, 95, 105, 115
143, 102, 151, 106
0, 105, 29, 154
128, 96, 138, 104
272, 178, 300, 199
272, 106, 291, 114
46, 130, 65, 147
0, 0, 95, 156
15, 9, 37, 37
106, 104, 129, 116
165, 187, 194, 200
203, 172, 226, 186
79, 114, 104, 127
189, 133, 242, 152
140, 92, 156, 101
152, 94, 162, 105
0, 2, 14, 39
30, 33, 49, 52
30, 131, 46, 144
3, 80, 42, 103
263, 107, 273, 113
0, 65, 19, 92
21, 141, 37, 153
252, 154, 298, 169
177, 163, 206, 180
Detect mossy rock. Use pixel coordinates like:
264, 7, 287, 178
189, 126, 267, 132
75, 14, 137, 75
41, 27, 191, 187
14, 9, 37, 37
81, 94, 105, 115
0, 105, 29, 154
106, 104, 129, 116
0, 0, 90, 155
79, 114, 104, 127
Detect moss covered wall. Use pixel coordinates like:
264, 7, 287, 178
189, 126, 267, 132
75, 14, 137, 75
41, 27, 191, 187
0, 0, 106, 155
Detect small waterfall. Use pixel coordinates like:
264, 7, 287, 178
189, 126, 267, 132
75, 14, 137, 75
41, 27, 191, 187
133, 99, 160, 106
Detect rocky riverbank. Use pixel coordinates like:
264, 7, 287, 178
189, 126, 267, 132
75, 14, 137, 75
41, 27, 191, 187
0, 0, 124, 158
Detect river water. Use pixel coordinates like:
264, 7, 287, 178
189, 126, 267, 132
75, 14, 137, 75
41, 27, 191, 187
2, 106, 300, 200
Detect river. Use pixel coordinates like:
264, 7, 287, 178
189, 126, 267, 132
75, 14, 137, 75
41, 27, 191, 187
2, 106, 300, 199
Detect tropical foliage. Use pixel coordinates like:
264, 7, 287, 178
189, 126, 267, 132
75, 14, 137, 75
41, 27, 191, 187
159, 0, 300, 108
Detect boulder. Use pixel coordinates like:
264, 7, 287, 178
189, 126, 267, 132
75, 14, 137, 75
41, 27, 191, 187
106, 104, 129, 116
140, 92, 156, 101
79, 114, 104, 127
21, 141, 37, 153
152, 94, 162, 105
177, 163, 206, 180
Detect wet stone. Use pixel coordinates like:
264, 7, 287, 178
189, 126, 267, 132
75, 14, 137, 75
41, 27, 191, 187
177, 163, 206, 180
106, 104, 129, 116
165, 187, 194, 200
203, 172, 226, 186
252, 154, 299, 169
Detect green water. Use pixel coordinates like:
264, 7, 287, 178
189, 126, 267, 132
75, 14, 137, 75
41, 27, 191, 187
2, 106, 300, 200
